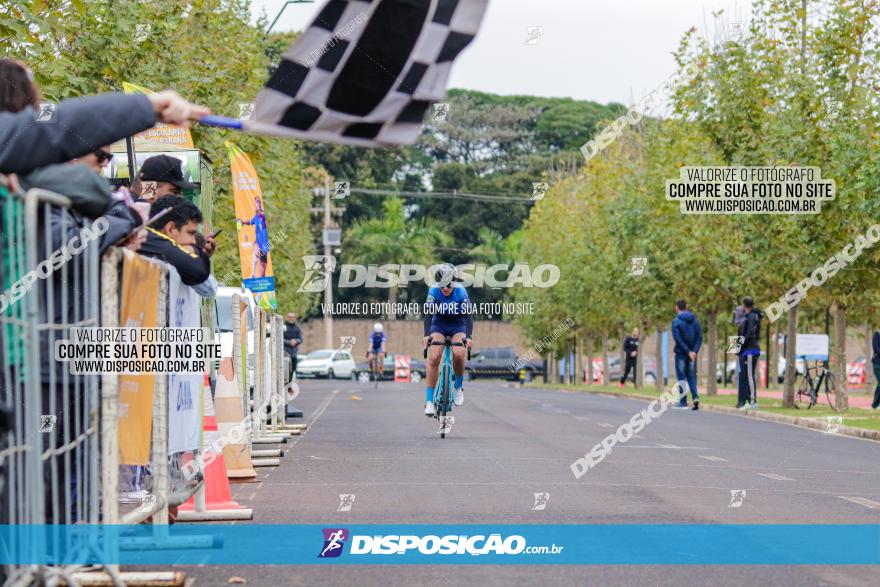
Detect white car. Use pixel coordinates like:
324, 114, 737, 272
297, 349, 356, 379
213, 286, 258, 389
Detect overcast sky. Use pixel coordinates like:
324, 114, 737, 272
252, 0, 749, 106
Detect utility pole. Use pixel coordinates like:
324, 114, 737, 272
323, 175, 333, 349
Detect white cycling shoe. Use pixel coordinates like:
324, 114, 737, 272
424, 402, 435, 416
453, 386, 464, 406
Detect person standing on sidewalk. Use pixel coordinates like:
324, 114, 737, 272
737, 297, 762, 410
283, 313, 303, 382
732, 304, 746, 398
671, 300, 703, 410
619, 327, 639, 388
872, 329, 880, 410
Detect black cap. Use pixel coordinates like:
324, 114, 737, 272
138, 155, 198, 190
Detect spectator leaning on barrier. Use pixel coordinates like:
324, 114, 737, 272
737, 297, 762, 410
283, 313, 303, 381
671, 299, 703, 411
872, 329, 880, 410
619, 327, 639, 388
138, 195, 215, 290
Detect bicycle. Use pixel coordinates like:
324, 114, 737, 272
424, 336, 470, 439
367, 351, 383, 389
794, 357, 838, 411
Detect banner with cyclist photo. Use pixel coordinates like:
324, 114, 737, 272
227, 141, 277, 311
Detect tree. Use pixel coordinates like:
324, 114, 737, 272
344, 198, 449, 316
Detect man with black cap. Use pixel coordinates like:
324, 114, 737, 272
132, 154, 199, 203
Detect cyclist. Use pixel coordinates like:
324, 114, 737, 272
422, 264, 473, 415
368, 322, 386, 379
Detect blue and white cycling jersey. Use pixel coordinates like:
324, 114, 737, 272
370, 331, 386, 352
425, 284, 472, 317
424, 284, 473, 338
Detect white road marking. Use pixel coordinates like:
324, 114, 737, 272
307, 389, 340, 428
619, 444, 709, 450
758, 473, 795, 481
838, 496, 880, 509
698, 455, 728, 462
597, 422, 614, 428
575, 416, 592, 421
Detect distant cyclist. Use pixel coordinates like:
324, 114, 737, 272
368, 322, 386, 379
422, 264, 473, 415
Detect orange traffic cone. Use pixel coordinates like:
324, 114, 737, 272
177, 374, 253, 521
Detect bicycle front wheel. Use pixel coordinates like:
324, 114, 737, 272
824, 372, 839, 411
437, 358, 451, 439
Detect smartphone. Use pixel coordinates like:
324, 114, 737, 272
113, 206, 172, 247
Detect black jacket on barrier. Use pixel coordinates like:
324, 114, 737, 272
37, 196, 141, 384
0, 93, 156, 175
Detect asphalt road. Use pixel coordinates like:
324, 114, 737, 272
165, 378, 880, 586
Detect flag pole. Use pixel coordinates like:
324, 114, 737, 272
125, 136, 137, 186
197, 115, 245, 130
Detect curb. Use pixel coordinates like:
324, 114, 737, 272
538, 385, 880, 443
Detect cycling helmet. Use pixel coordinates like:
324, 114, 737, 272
373, 322, 383, 333
434, 263, 460, 287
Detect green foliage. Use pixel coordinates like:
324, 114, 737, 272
517, 0, 880, 357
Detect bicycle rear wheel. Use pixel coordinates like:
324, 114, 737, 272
794, 376, 812, 409
824, 372, 839, 411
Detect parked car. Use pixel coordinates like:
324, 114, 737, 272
716, 360, 738, 384
465, 347, 544, 382
296, 349, 356, 379
776, 356, 806, 383
213, 286, 258, 389
351, 353, 427, 383
601, 356, 657, 386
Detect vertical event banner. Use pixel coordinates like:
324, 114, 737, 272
122, 82, 195, 147
167, 268, 202, 454
227, 141, 277, 311
118, 252, 161, 465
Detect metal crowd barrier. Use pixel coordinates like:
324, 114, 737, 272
1, 180, 207, 586
1, 184, 103, 585
1, 175, 301, 585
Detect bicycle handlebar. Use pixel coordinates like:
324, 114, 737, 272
423, 337, 471, 360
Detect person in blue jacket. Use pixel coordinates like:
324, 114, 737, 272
671, 299, 703, 410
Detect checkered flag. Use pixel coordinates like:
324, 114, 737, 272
247, 0, 488, 147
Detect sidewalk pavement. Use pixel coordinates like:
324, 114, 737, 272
713, 386, 874, 408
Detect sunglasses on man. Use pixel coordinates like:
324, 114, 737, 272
94, 149, 114, 164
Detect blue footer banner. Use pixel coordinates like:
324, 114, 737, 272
2, 525, 879, 565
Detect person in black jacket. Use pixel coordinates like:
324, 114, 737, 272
872, 330, 880, 410
138, 195, 215, 287
619, 327, 639, 388
283, 313, 303, 381
737, 297, 763, 410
